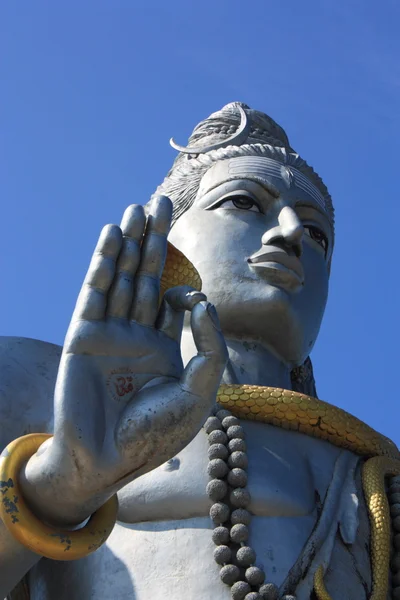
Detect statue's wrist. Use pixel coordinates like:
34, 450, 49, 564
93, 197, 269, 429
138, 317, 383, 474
1, 434, 118, 561
20, 443, 100, 527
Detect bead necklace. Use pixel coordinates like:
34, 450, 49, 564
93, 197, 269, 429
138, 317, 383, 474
204, 407, 296, 600
205, 406, 400, 600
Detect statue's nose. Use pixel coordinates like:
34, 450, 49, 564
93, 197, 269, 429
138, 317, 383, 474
261, 206, 304, 257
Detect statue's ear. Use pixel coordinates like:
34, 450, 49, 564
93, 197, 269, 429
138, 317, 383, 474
290, 356, 318, 398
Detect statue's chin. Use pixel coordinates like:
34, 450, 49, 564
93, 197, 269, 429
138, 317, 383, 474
210, 292, 315, 368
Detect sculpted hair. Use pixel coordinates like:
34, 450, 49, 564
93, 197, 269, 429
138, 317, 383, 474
153, 103, 334, 232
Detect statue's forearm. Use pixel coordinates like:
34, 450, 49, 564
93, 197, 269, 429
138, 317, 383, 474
0, 518, 40, 598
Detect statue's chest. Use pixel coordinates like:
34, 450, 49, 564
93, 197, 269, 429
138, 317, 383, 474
116, 421, 337, 523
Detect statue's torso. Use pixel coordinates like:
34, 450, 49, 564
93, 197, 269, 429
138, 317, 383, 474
29, 424, 370, 600
0, 338, 371, 599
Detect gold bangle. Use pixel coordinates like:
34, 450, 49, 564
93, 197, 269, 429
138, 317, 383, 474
0, 433, 118, 560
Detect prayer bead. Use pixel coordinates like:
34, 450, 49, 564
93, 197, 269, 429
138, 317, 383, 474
228, 451, 248, 470
206, 479, 228, 501
204, 416, 223, 434
236, 546, 256, 566
222, 416, 240, 429
231, 508, 251, 525
228, 438, 247, 453
245, 566, 265, 586
208, 458, 229, 478
216, 409, 232, 421
208, 443, 229, 461
228, 468, 248, 488
230, 488, 251, 508
227, 425, 245, 440
212, 526, 230, 545
210, 502, 230, 524
231, 581, 251, 600
230, 523, 249, 543
214, 545, 232, 565
220, 564, 241, 585
208, 429, 228, 445
259, 583, 279, 599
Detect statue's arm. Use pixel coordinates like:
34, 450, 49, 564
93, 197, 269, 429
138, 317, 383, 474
0, 336, 61, 597
0, 198, 227, 596
0, 519, 40, 597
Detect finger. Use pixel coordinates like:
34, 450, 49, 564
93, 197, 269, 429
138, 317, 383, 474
130, 195, 172, 326
156, 286, 207, 343
180, 302, 228, 397
73, 225, 122, 321
120, 203, 146, 240
107, 205, 146, 319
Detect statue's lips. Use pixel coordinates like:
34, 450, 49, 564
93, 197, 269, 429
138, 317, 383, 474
247, 245, 305, 285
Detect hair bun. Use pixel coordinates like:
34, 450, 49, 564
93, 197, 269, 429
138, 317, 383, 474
188, 102, 292, 151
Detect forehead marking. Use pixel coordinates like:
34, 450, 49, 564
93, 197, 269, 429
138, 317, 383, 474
227, 157, 327, 213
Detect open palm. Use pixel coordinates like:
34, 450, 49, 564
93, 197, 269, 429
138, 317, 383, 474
28, 197, 227, 525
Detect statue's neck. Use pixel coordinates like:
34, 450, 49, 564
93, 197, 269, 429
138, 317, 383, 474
180, 329, 292, 390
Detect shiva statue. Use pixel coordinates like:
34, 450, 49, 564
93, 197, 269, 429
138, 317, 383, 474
1, 102, 400, 600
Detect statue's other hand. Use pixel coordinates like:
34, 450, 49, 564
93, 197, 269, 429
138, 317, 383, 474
21, 196, 227, 525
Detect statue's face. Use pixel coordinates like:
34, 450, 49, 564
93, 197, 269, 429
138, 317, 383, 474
168, 156, 333, 367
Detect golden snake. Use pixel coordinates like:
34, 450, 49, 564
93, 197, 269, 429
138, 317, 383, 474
164, 242, 400, 600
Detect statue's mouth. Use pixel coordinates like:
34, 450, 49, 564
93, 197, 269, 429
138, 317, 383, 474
247, 245, 305, 289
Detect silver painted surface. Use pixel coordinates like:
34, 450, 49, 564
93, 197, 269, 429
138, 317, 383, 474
1, 104, 372, 599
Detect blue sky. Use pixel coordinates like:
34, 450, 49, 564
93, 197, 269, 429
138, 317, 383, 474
1, 1, 399, 443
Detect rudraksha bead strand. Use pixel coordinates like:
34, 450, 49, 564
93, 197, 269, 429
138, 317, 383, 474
204, 410, 292, 600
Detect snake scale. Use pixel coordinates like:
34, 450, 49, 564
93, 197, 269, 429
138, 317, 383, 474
164, 241, 400, 600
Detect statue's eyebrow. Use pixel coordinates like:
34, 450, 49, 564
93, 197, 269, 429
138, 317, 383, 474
238, 176, 280, 199
295, 201, 333, 239
200, 176, 280, 200
295, 200, 330, 220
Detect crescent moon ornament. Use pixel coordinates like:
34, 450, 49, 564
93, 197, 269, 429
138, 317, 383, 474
170, 105, 250, 155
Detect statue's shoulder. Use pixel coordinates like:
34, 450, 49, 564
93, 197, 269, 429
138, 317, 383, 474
0, 337, 61, 448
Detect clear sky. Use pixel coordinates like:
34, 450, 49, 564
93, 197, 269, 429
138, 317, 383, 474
1, 1, 399, 444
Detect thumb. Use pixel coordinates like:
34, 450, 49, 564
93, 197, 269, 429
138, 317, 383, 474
180, 301, 228, 398
156, 285, 206, 343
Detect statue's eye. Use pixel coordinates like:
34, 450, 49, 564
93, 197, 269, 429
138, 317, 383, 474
219, 196, 261, 212
304, 225, 328, 255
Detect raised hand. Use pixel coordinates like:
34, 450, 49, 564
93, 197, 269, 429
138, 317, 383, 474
22, 196, 228, 525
